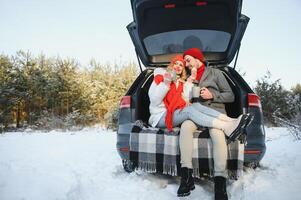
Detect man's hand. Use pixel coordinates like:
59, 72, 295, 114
190, 67, 197, 80
200, 87, 213, 100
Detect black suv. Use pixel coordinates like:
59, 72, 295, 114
117, 0, 266, 171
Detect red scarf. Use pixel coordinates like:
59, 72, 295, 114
196, 63, 205, 81
163, 81, 186, 131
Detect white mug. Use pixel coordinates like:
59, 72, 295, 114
192, 86, 201, 98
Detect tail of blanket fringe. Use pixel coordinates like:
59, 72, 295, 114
137, 162, 157, 173
163, 164, 178, 176
135, 162, 243, 180
192, 168, 210, 178
137, 162, 178, 176
228, 169, 243, 180
191, 169, 243, 180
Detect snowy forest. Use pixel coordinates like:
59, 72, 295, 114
0, 51, 300, 132
0, 51, 137, 132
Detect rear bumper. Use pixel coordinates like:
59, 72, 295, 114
244, 145, 266, 164
116, 123, 133, 160
244, 122, 266, 164
116, 133, 131, 160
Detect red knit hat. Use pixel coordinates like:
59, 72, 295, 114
170, 54, 185, 66
183, 48, 205, 62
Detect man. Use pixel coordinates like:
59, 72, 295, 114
177, 48, 235, 200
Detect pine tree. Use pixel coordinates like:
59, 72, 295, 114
254, 71, 296, 125
291, 84, 301, 125
1, 51, 138, 129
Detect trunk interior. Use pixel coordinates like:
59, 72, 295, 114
135, 68, 242, 124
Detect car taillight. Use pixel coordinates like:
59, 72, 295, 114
119, 147, 129, 152
196, 1, 207, 6
248, 93, 262, 109
120, 96, 131, 109
164, 4, 175, 9
164, 2, 207, 8
244, 150, 261, 154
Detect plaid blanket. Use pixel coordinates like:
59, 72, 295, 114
130, 120, 244, 179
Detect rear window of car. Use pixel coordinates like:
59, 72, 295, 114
143, 30, 231, 55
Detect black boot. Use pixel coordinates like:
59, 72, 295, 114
177, 167, 195, 197
214, 176, 228, 200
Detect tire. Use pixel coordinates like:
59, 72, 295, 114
122, 159, 135, 173
244, 162, 260, 169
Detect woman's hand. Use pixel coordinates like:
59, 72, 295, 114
163, 72, 172, 86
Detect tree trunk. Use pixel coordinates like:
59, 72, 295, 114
16, 102, 21, 128
25, 99, 31, 125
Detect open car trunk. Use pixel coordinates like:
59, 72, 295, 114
135, 67, 242, 124
128, 0, 249, 66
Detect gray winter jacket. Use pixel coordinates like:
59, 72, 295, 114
197, 67, 234, 113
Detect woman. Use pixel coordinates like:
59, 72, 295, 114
148, 55, 249, 138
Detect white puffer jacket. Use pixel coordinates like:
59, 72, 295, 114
148, 68, 193, 127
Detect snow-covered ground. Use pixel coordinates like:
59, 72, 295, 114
0, 126, 300, 200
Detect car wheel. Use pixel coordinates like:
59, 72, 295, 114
244, 162, 260, 169
122, 159, 135, 173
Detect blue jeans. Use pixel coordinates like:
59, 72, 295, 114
157, 103, 223, 128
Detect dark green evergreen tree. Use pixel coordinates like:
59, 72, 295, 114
254, 71, 296, 125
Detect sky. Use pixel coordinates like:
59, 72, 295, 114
0, 0, 300, 89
